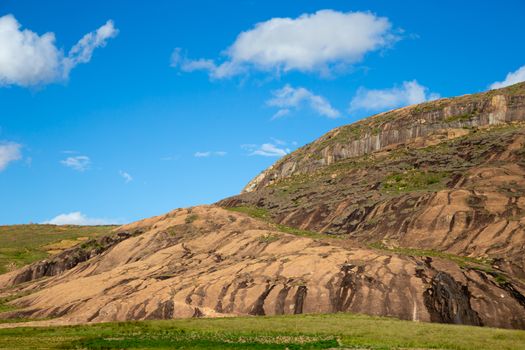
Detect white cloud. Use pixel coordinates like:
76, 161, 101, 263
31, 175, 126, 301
194, 151, 211, 158
0, 14, 118, 87
0, 142, 22, 171
267, 84, 340, 119
349, 80, 440, 113
43, 211, 121, 225
119, 170, 133, 183
490, 65, 525, 90
63, 20, 119, 76
194, 151, 227, 158
60, 155, 91, 171
243, 143, 290, 157
172, 10, 398, 79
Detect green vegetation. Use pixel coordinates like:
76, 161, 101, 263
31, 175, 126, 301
371, 242, 513, 288
185, 214, 199, 224
444, 110, 479, 123
381, 170, 448, 193
257, 233, 281, 243
226, 206, 270, 220
225, 206, 329, 240
0, 224, 116, 274
0, 313, 524, 349
369, 242, 496, 270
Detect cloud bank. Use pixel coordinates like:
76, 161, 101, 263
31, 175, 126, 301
490, 65, 525, 90
267, 84, 340, 119
44, 211, 121, 225
172, 10, 399, 79
349, 80, 440, 113
0, 14, 118, 87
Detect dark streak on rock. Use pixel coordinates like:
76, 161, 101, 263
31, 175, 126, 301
423, 272, 482, 326
249, 284, 275, 316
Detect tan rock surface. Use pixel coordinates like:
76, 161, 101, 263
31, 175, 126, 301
1, 206, 524, 329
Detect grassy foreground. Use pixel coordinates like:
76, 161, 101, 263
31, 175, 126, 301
0, 313, 524, 350
0, 224, 116, 274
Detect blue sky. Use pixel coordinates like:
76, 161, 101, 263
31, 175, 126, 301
0, 0, 524, 225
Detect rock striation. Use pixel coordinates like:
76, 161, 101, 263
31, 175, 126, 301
2, 83, 525, 330
1, 206, 525, 329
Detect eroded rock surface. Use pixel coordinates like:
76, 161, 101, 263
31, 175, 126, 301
0, 206, 524, 329
243, 83, 525, 192
2, 83, 525, 330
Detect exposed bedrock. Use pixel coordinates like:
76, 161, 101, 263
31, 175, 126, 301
1, 207, 525, 329
244, 84, 525, 192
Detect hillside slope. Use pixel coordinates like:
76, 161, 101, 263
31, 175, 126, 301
1, 83, 525, 330
0, 225, 115, 274
1, 206, 524, 329
220, 83, 525, 280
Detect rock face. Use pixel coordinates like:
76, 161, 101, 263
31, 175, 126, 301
2, 83, 525, 330
1, 206, 525, 329
243, 83, 525, 192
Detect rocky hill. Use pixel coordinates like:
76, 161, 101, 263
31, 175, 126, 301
220, 83, 525, 279
1, 83, 525, 330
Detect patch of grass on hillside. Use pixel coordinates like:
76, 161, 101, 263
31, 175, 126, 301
381, 170, 449, 193
0, 225, 116, 274
369, 242, 494, 269
225, 206, 328, 240
1, 313, 525, 349
185, 214, 199, 224
444, 110, 480, 123
226, 206, 270, 220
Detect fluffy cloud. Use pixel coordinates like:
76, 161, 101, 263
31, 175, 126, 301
0, 14, 118, 87
43, 211, 121, 225
349, 80, 440, 113
172, 10, 398, 78
194, 151, 227, 158
242, 143, 290, 157
490, 65, 525, 90
0, 142, 22, 171
267, 84, 340, 119
60, 155, 91, 171
119, 170, 133, 183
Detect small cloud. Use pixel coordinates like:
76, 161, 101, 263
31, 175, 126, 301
0, 14, 118, 87
43, 211, 122, 225
60, 155, 90, 171
172, 10, 399, 79
0, 141, 22, 171
194, 151, 211, 158
270, 137, 287, 146
271, 109, 290, 119
490, 65, 525, 90
160, 155, 180, 161
349, 80, 439, 113
243, 142, 290, 157
119, 170, 133, 183
194, 151, 226, 158
267, 84, 340, 119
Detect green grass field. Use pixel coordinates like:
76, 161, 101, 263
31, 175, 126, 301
0, 224, 116, 274
0, 313, 524, 349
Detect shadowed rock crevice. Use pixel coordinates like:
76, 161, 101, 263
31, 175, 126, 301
293, 286, 307, 314
249, 284, 275, 316
423, 272, 482, 326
